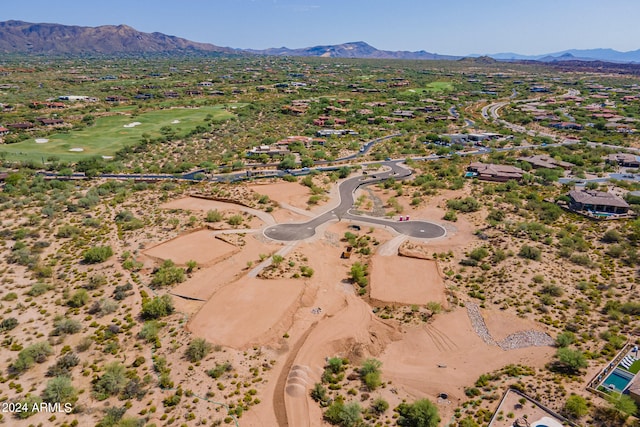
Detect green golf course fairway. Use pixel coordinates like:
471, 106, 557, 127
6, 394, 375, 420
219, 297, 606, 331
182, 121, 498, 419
0, 105, 240, 163
403, 81, 454, 95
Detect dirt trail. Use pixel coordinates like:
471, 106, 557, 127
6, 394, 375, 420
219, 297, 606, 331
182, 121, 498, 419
284, 295, 400, 427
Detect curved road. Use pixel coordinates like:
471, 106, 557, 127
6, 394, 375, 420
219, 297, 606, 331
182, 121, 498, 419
264, 161, 446, 241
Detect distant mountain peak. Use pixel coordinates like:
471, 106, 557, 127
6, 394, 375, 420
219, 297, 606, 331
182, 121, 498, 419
0, 20, 233, 55
247, 41, 458, 60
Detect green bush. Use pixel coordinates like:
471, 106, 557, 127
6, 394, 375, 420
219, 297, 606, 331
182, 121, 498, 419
150, 260, 185, 288
396, 399, 440, 427
83, 246, 113, 264
185, 338, 212, 362
93, 362, 127, 400
67, 289, 89, 307
141, 295, 174, 319
11, 341, 53, 374
519, 245, 541, 261
42, 376, 78, 404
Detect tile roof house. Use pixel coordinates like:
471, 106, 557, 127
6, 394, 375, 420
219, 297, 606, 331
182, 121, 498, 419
606, 153, 640, 168
568, 189, 630, 214
518, 154, 574, 170
467, 162, 524, 182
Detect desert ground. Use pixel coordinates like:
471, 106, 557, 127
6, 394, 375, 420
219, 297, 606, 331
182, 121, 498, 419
134, 177, 559, 427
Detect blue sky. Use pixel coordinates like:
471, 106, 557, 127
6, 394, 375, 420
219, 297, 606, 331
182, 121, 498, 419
4, 0, 640, 55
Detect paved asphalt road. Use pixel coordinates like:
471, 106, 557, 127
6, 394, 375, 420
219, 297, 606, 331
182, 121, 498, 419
263, 161, 446, 242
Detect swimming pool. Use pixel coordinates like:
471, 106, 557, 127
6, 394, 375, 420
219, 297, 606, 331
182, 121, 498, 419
602, 367, 634, 392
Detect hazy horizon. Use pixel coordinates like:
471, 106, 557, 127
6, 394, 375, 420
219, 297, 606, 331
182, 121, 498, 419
4, 0, 640, 56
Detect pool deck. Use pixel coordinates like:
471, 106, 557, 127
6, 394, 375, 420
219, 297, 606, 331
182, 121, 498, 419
588, 342, 639, 396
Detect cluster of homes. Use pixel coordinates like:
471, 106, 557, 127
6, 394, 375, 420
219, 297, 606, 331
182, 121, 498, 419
246, 135, 326, 158
466, 154, 635, 218
517, 89, 638, 134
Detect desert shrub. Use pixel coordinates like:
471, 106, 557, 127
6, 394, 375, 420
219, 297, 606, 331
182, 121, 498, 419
396, 399, 440, 427
51, 318, 82, 335
83, 246, 113, 264
42, 376, 78, 404
46, 352, 80, 377
67, 289, 89, 307
89, 298, 119, 316
205, 209, 223, 222
94, 362, 127, 400
141, 295, 174, 319
370, 397, 389, 414
2, 292, 17, 301
227, 214, 243, 226
185, 338, 212, 362
443, 210, 458, 221
206, 362, 233, 379
13, 394, 43, 419
446, 197, 480, 213
56, 225, 82, 238
519, 245, 541, 261
84, 274, 107, 290
311, 382, 330, 407
11, 341, 53, 374
469, 247, 489, 261
556, 331, 576, 348
27, 282, 52, 296
324, 399, 362, 427
349, 262, 368, 287
150, 260, 185, 288
360, 358, 382, 391
138, 320, 161, 343
563, 394, 588, 418
0, 317, 18, 331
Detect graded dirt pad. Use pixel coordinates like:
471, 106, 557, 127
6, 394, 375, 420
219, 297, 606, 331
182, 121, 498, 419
482, 307, 550, 342
187, 277, 305, 349
160, 196, 274, 226
170, 235, 280, 302
144, 229, 238, 266
379, 307, 555, 421
369, 254, 447, 307
249, 181, 311, 210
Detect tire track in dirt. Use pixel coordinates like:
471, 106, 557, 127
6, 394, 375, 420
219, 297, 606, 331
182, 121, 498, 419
424, 324, 458, 352
273, 321, 319, 427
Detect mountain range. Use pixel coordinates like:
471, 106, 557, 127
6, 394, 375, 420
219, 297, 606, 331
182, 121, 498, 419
1, 20, 640, 63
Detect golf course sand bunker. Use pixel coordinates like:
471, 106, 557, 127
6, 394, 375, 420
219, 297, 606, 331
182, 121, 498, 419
35, 138, 49, 143
171, 119, 180, 124
370, 255, 447, 307
144, 229, 238, 267
68, 147, 84, 152
123, 121, 141, 128
187, 277, 305, 349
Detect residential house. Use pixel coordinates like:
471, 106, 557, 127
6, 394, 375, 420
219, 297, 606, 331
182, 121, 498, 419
549, 122, 583, 130
467, 162, 524, 182
606, 153, 640, 168
518, 154, 574, 170
7, 122, 34, 130
246, 145, 290, 157
567, 189, 630, 214
0, 126, 9, 136
105, 95, 129, 102
316, 129, 358, 137
36, 118, 64, 126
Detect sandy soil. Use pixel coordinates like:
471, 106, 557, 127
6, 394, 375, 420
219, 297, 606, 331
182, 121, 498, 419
143, 229, 239, 266
169, 235, 280, 302
161, 196, 276, 226
187, 277, 308, 349
489, 389, 566, 427
369, 255, 447, 307
249, 181, 311, 210
379, 308, 555, 422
